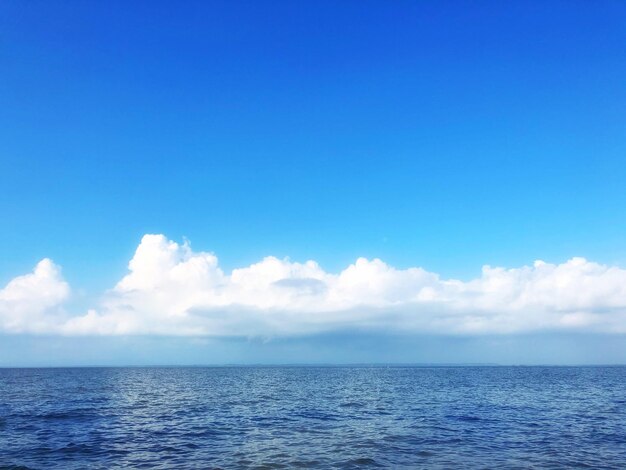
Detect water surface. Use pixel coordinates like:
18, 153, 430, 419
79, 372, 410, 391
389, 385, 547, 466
1, 366, 625, 468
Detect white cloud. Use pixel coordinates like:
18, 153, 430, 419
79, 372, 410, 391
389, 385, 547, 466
2, 234, 626, 336
0, 259, 70, 333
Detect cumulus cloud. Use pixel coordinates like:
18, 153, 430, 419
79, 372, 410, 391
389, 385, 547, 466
2, 234, 626, 336
0, 259, 70, 333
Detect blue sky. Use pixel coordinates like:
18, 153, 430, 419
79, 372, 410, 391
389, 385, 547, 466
1, 1, 626, 364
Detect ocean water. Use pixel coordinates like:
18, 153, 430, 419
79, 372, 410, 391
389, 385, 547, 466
0, 366, 625, 469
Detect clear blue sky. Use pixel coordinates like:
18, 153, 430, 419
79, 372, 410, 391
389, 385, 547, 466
1, 1, 626, 364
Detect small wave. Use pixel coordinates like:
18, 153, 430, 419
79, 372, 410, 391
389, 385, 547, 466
340, 457, 382, 468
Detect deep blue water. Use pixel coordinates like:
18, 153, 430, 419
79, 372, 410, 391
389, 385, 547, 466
1, 366, 625, 469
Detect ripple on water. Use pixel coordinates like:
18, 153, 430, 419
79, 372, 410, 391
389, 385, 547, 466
0, 366, 625, 468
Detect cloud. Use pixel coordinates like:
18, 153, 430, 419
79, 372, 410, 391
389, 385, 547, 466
2, 234, 626, 336
0, 259, 70, 333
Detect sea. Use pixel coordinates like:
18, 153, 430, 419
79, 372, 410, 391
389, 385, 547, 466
0, 366, 624, 469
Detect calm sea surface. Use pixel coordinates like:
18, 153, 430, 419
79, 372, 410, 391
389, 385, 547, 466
0, 366, 625, 469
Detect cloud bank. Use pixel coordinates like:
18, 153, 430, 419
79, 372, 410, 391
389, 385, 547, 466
2, 234, 626, 336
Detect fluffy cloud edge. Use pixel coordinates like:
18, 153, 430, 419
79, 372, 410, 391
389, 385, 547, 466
2, 234, 626, 336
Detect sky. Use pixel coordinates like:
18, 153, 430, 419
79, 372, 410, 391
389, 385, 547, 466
1, 1, 626, 365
